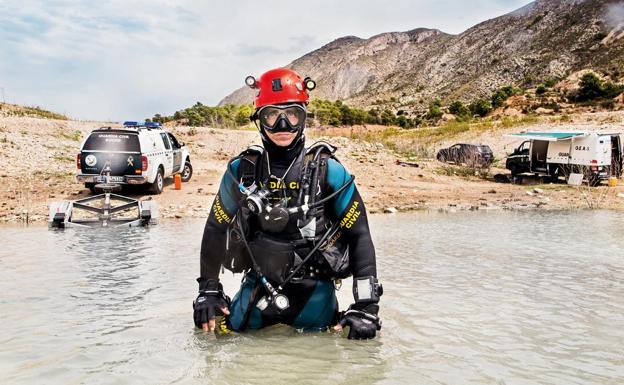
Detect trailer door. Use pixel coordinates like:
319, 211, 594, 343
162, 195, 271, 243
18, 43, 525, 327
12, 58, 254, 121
530, 140, 549, 172
612, 135, 623, 177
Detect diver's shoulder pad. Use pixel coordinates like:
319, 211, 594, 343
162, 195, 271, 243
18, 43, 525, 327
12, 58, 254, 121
238, 145, 264, 158
306, 141, 337, 155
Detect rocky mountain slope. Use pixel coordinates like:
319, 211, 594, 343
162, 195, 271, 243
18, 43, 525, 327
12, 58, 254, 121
220, 0, 624, 110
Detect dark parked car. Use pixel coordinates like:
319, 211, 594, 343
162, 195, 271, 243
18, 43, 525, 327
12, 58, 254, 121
436, 143, 494, 167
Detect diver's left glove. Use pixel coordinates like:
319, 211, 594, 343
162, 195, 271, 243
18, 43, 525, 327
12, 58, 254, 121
193, 277, 231, 330
336, 303, 382, 340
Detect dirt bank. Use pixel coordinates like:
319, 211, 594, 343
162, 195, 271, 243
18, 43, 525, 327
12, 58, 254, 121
1, 114, 623, 224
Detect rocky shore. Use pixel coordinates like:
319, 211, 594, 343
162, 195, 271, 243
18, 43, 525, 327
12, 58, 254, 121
1, 114, 623, 225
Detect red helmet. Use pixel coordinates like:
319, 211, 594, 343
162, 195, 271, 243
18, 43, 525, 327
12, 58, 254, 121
245, 68, 316, 108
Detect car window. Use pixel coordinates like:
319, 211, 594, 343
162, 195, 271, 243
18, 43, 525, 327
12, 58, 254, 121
83, 132, 140, 152
160, 133, 171, 150
167, 133, 181, 149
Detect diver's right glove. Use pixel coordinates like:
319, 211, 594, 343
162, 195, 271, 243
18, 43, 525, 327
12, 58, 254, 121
336, 303, 382, 340
193, 277, 231, 330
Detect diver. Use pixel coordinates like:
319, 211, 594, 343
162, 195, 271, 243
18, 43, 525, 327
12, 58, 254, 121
192, 68, 382, 339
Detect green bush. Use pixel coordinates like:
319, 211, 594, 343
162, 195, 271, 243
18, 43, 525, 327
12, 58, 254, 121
426, 99, 443, 120
469, 99, 492, 117
380, 109, 397, 125
575, 72, 624, 102
448, 101, 471, 121
536, 84, 547, 95
577, 73, 604, 101
603, 82, 624, 99
491, 85, 522, 108
155, 98, 421, 129
396, 115, 414, 128
544, 79, 558, 88
151, 102, 256, 128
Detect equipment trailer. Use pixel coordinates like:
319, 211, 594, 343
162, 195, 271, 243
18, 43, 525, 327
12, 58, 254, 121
49, 164, 158, 228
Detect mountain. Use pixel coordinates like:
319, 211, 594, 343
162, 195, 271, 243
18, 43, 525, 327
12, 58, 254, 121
219, 0, 624, 110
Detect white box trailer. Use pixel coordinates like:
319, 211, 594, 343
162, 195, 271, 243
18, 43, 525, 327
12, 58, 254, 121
505, 131, 623, 184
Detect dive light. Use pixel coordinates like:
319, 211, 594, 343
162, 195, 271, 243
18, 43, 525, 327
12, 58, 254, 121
245, 76, 257, 88
303, 77, 316, 91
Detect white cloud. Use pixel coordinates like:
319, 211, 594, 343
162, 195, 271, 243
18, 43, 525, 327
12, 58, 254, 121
0, 0, 533, 120
604, 2, 624, 29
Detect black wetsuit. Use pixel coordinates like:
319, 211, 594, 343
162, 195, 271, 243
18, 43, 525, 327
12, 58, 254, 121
199, 140, 377, 330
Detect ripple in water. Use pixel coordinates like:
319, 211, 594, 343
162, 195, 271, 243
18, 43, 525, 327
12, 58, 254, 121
0, 210, 623, 384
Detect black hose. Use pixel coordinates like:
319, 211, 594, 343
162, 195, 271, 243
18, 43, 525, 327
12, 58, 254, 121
308, 146, 325, 208
225, 155, 245, 186
279, 220, 340, 290
310, 175, 355, 208
235, 212, 263, 276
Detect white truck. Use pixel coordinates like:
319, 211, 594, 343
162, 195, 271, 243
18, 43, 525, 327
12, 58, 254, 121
76, 121, 193, 194
505, 131, 623, 185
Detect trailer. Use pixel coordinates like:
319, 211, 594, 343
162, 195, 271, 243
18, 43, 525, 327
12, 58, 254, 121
505, 131, 623, 185
49, 165, 158, 228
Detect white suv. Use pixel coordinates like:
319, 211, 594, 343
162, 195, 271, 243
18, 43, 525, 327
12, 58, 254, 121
76, 121, 192, 194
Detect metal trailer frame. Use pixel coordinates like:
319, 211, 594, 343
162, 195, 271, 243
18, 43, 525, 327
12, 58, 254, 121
48, 190, 158, 228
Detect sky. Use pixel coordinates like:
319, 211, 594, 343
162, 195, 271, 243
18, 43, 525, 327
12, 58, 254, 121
0, 0, 533, 121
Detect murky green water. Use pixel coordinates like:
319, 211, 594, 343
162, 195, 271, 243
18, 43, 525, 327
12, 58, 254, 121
1, 211, 623, 384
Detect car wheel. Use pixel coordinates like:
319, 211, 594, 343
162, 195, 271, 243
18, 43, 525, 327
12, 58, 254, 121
510, 165, 517, 178
181, 161, 193, 182
149, 167, 164, 195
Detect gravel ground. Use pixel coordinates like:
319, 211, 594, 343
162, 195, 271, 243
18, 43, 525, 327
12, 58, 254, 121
1, 114, 623, 225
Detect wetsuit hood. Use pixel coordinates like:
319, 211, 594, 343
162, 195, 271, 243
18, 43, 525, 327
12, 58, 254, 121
262, 136, 305, 168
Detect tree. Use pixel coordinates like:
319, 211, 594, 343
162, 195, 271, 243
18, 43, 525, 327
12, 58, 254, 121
577, 72, 604, 101
235, 105, 254, 126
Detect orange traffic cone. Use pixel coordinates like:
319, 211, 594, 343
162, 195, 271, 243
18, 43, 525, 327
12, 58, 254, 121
175, 174, 182, 190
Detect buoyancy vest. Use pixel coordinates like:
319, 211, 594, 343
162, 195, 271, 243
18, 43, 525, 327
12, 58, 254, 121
223, 142, 351, 283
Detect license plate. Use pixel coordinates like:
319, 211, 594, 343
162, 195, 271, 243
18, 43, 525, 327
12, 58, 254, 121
95, 175, 124, 183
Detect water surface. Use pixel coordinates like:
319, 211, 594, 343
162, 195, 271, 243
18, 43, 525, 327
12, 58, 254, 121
1, 211, 623, 384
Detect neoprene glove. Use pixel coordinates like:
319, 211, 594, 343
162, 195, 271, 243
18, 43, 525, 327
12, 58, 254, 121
337, 303, 382, 340
192, 277, 231, 329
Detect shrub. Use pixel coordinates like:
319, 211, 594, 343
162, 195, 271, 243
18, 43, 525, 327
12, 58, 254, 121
544, 79, 558, 88
603, 82, 624, 99
426, 99, 443, 120
448, 101, 471, 121
396, 115, 414, 128
536, 84, 547, 95
577, 72, 604, 101
575, 72, 624, 102
380, 109, 397, 125
469, 99, 492, 117
491, 85, 522, 108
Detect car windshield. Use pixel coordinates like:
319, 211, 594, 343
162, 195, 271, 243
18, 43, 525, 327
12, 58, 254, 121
83, 132, 140, 152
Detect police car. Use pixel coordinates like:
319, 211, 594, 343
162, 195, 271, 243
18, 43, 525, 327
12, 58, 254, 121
76, 121, 193, 194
